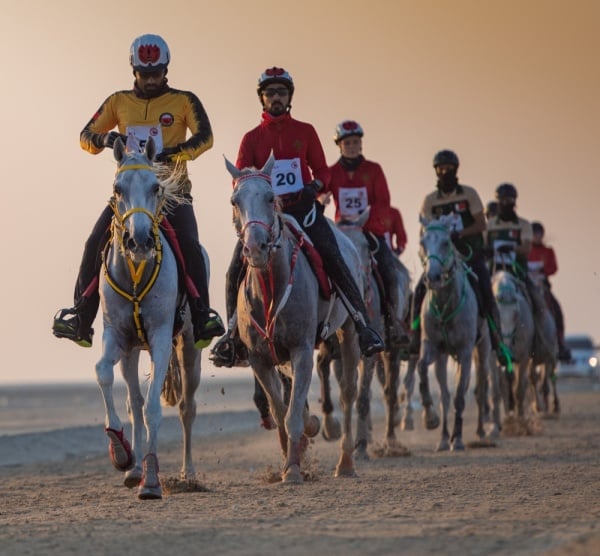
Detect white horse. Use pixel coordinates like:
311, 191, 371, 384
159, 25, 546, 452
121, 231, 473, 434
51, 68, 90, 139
96, 138, 202, 499
334, 208, 411, 457
226, 156, 362, 483
492, 270, 535, 420
417, 215, 497, 451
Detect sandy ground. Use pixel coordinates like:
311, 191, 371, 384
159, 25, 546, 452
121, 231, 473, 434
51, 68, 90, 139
1, 378, 599, 556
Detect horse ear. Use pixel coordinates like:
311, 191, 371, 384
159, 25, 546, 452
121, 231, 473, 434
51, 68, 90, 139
113, 138, 125, 163
145, 137, 157, 162
224, 156, 242, 180
261, 152, 275, 175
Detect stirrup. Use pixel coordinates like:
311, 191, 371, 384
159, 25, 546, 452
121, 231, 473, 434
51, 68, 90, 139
209, 334, 249, 368
194, 309, 226, 349
359, 326, 385, 357
52, 308, 93, 348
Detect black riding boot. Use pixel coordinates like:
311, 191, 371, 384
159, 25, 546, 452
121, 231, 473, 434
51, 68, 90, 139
52, 205, 112, 347
409, 276, 426, 355
210, 241, 249, 367
299, 210, 383, 357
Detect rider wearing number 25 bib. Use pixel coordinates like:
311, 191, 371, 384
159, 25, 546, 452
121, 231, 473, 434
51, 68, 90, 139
210, 67, 384, 367
52, 34, 224, 350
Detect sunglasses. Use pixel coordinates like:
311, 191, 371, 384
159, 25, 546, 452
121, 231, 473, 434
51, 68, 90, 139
262, 87, 289, 98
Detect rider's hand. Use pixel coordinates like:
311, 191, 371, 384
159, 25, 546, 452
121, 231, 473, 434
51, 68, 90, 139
154, 147, 180, 163
102, 131, 128, 149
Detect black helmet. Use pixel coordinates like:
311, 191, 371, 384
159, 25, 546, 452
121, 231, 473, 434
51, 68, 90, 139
485, 200, 498, 217
433, 149, 459, 168
532, 221, 545, 235
495, 182, 518, 200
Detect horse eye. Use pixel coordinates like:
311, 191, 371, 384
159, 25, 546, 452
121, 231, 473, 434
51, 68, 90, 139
267, 192, 275, 204
152, 183, 160, 195
114, 185, 122, 197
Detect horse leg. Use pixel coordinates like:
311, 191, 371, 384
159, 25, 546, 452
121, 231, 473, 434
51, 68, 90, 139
401, 354, 418, 431
137, 334, 173, 499
335, 326, 360, 478
450, 352, 472, 451
253, 366, 290, 454
354, 357, 374, 460
176, 332, 201, 479
316, 340, 341, 441
473, 346, 487, 440
418, 347, 440, 430
550, 367, 560, 414
253, 377, 275, 430
95, 335, 135, 474
120, 352, 145, 488
434, 356, 451, 451
526, 361, 539, 416
383, 348, 402, 448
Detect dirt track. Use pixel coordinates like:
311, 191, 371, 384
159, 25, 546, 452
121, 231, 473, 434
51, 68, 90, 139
1, 378, 599, 556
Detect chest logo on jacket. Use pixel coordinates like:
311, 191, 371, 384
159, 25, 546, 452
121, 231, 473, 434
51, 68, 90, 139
159, 113, 174, 127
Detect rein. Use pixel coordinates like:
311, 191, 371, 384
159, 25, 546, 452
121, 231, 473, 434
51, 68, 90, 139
243, 215, 302, 364
103, 166, 166, 347
422, 224, 469, 353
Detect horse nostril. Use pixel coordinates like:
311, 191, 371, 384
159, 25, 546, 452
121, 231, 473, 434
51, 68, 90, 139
145, 237, 155, 251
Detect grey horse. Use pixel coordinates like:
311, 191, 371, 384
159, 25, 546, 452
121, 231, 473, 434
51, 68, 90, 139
417, 215, 497, 450
333, 208, 411, 457
226, 156, 362, 483
96, 138, 202, 499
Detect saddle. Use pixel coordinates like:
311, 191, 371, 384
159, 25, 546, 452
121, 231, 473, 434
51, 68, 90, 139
284, 220, 332, 299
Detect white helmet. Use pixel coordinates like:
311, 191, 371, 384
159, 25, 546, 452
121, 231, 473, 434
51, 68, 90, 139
130, 34, 170, 72
334, 120, 364, 144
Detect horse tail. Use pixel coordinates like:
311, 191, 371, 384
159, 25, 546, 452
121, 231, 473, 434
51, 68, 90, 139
161, 352, 182, 407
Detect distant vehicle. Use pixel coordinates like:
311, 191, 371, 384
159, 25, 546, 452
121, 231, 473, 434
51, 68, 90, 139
557, 334, 599, 378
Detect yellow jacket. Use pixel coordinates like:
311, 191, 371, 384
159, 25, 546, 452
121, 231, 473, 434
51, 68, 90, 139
80, 85, 213, 193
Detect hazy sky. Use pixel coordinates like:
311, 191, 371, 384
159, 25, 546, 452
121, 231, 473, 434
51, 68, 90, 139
1, 0, 598, 384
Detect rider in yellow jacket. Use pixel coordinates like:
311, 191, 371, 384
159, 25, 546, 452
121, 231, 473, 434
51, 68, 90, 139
53, 34, 224, 349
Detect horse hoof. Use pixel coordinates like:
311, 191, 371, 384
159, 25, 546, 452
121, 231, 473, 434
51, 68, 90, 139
322, 415, 342, 441
123, 466, 143, 488
106, 428, 134, 471
282, 464, 303, 484
423, 409, 440, 430
451, 439, 465, 451
435, 440, 450, 452
334, 466, 358, 478
304, 415, 320, 438
138, 484, 162, 499
354, 446, 370, 462
401, 416, 414, 431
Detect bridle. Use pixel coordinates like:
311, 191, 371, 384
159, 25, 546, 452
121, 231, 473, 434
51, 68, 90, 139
103, 163, 166, 346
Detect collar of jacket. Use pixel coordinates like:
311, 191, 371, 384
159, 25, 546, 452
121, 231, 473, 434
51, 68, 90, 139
133, 80, 170, 100
261, 111, 292, 127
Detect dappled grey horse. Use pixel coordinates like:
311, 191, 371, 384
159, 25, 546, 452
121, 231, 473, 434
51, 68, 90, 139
492, 270, 534, 419
331, 208, 411, 457
96, 138, 202, 499
417, 215, 497, 450
226, 156, 362, 483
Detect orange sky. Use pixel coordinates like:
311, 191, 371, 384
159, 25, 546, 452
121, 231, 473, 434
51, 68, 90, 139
1, 0, 598, 384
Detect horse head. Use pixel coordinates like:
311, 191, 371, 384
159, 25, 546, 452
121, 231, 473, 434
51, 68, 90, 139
419, 215, 457, 290
111, 137, 164, 262
226, 154, 279, 268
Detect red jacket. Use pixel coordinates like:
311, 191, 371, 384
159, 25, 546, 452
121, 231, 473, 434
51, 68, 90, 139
325, 158, 391, 236
383, 206, 407, 254
236, 112, 330, 186
528, 243, 558, 277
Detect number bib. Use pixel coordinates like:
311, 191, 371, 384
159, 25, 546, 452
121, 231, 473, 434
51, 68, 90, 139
126, 124, 164, 154
271, 158, 303, 195
339, 187, 368, 217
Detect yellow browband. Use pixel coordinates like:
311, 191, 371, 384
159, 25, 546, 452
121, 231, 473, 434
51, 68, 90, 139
116, 164, 154, 174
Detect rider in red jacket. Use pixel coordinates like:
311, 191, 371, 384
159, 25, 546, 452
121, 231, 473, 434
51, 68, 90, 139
210, 67, 384, 367
528, 221, 570, 361
324, 119, 404, 346
384, 206, 408, 256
